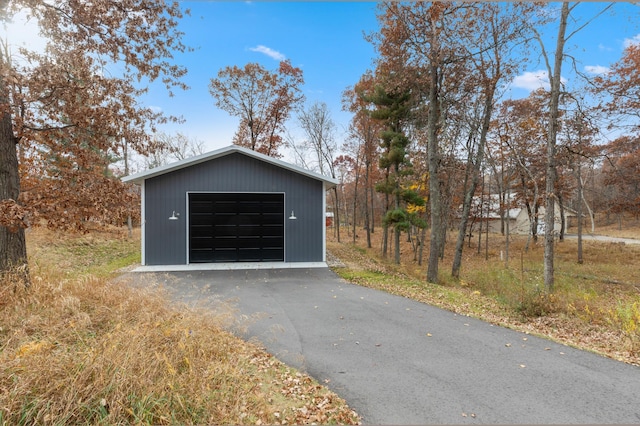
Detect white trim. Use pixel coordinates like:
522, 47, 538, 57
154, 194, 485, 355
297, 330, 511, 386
322, 181, 327, 263
122, 145, 338, 188
130, 262, 328, 272
140, 181, 146, 265
185, 191, 189, 264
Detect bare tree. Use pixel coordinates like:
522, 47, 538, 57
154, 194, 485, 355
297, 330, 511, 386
297, 101, 341, 241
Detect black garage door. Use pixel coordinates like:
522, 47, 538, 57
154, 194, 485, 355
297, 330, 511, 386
189, 193, 285, 263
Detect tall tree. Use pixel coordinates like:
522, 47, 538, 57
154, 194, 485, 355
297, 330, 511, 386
1, 0, 189, 278
367, 85, 423, 264
538, 1, 570, 293
296, 101, 341, 241
451, 2, 535, 279
536, 2, 615, 292
342, 72, 383, 249
209, 60, 304, 157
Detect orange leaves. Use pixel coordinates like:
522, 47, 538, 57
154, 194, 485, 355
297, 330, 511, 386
2, 0, 188, 245
0, 199, 29, 231
593, 44, 640, 118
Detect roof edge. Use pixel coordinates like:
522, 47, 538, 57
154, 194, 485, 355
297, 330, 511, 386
122, 145, 338, 188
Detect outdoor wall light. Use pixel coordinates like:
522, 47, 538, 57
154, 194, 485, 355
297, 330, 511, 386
169, 211, 179, 220
289, 210, 297, 220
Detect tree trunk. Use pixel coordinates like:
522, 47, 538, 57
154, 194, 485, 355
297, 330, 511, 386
580, 175, 595, 233
333, 186, 341, 243
364, 159, 372, 248
393, 163, 401, 265
452, 87, 494, 278
577, 162, 584, 264
558, 193, 565, 241
427, 62, 442, 283
394, 226, 401, 264
418, 222, 427, 267
452, 138, 474, 278
505, 185, 511, 267
543, 1, 569, 293
0, 80, 29, 279
352, 161, 360, 244
382, 191, 389, 257
370, 184, 375, 234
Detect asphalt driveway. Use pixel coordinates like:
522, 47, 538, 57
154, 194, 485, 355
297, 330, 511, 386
127, 267, 640, 424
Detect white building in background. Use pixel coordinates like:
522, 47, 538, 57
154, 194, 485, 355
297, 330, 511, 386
467, 193, 579, 236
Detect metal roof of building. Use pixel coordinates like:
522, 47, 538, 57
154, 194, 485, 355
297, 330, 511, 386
122, 144, 338, 189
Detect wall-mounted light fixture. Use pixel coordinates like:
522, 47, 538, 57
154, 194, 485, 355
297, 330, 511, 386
289, 210, 297, 220
169, 211, 179, 220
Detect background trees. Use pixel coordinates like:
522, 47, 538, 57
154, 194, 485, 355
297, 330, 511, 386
1, 0, 189, 277
141, 132, 206, 169
336, 2, 638, 290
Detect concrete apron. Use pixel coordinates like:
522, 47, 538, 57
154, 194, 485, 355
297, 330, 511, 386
131, 262, 328, 273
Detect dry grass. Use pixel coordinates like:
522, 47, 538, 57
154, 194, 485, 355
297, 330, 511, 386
328, 223, 640, 366
0, 227, 360, 425
590, 216, 640, 239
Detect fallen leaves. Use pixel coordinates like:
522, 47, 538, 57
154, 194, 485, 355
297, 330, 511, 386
250, 352, 361, 424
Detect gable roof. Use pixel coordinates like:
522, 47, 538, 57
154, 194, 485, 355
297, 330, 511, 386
122, 145, 338, 188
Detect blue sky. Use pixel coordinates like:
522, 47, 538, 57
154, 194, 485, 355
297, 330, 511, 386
5, 2, 640, 156
144, 2, 380, 152
144, 1, 640, 154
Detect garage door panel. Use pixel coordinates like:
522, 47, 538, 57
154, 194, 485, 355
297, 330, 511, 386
261, 248, 285, 261
261, 215, 284, 225
211, 249, 238, 262
237, 201, 262, 213
190, 236, 213, 249
189, 193, 284, 263
261, 202, 284, 214
190, 213, 213, 225
190, 249, 213, 263
213, 224, 239, 236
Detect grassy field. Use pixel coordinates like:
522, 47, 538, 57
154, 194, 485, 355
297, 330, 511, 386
0, 227, 360, 425
328, 221, 640, 366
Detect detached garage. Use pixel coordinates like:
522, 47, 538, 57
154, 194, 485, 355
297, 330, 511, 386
123, 145, 337, 269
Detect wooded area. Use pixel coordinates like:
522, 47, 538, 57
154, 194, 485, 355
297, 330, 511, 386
2, 2, 639, 293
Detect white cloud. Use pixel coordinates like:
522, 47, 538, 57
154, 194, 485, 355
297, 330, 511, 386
598, 43, 613, 52
510, 70, 569, 93
248, 45, 286, 61
511, 70, 550, 91
623, 34, 640, 48
584, 65, 610, 75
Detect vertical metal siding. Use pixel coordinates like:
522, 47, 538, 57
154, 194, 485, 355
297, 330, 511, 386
144, 152, 324, 265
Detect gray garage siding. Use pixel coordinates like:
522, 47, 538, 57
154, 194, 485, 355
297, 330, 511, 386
143, 152, 324, 265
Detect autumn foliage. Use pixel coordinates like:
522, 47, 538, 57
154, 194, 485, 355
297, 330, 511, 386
209, 60, 304, 158
1, 0, 190, 273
